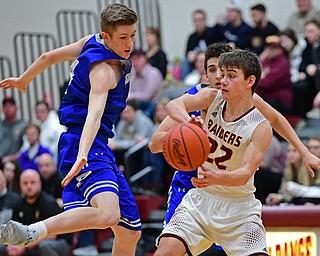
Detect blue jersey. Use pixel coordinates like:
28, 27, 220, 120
58, 34, 132, 173
58, 34, 141, 231
59, 34, 131, 140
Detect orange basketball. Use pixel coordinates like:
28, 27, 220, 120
162, 123, 210, 171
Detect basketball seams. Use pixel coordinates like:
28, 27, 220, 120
166, 124, 177, 169
185, 124, 207, 168
163, 123, 210, 171
180, 124, 193, 170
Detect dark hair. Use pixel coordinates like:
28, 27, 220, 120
305, 18, 320, 29
126, 99, 139, 110
280, 28, 298, 46
204, 43, 232, 71
193, 9, 206, 19
35, 100, 50, 110
218, 50, 262, 93
250, 3, 266, 12
2, 95, 16, 106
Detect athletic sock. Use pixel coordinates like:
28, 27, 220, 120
29, 221, 47, 238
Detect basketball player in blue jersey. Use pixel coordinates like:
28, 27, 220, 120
0, 3, 141, 255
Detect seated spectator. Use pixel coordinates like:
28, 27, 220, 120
280, 28, 304, 84
287, 0, 320, 46
0, 170, 22, 254
254, 136, 286, 203
18, 124, 51, 172
283, 137, 320, 205
297, 19, 320, 117
256, 35, 293, 115
145, 27, 168, 79
108, 99, 155, 176
35, 101, 66, 163
37, 153, 63, 208
250, 3, 280, 55
128, 49, 164, 117
2, 160, 21, 194
217, 0, 253, 50
180, 9, 218, 80
0, 96, 27, 164
0, 169, 72, 256
0, 169, 21, 224
265, 141, 320, 205
183, 51, 207, 87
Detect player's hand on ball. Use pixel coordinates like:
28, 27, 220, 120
189, 115, 208, 133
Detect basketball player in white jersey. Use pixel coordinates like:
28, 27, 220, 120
153, 50, 272, 255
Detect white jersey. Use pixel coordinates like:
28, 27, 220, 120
201, 90, 267, 198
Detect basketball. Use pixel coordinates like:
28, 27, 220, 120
162, 123, 210, 171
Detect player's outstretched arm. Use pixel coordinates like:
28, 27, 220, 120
0, 35, 91, 93
253, 93, 319, 176
62, 61, 117, 186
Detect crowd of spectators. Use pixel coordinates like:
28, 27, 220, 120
1, 0, 320, 254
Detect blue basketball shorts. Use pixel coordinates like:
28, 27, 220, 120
164, 169, 197, 225
59, 131, 141, 231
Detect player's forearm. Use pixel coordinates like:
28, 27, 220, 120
165, 99, 190, 123
149, 132, 166, 153
271, 114, 309, 156
77, 114, 101, 158
19, 52, 58, 86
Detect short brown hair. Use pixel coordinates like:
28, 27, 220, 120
100, 3, 138, 35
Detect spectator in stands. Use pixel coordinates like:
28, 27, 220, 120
180, 9, 218, 80
2, 160, 21, 194
265, 141, 320, 205
145, 27, 168, 79
297, 19, 320, 117
217, 0, 254, 50
35, 101, 66, 163
0, 96, 27, 164
37, 153, 63, 208
128, 49, 164, 117
0, 170, 22, 254
280, 28, 304, 84
287, 0, 320, 44
256, 35, 293, 115
183, 51, 207, 87
0, 169, 21, 224
37, 153, 99, 256
250, 3, 279, 55
108, 99, 155, 173
1, 169, 72, 256
18, 124, 51, 172
282, 137, 320, 205
254, 136, 286, 203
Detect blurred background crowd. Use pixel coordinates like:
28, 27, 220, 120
1, 0, 320, 255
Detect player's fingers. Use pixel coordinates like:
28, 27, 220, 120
306, 166, 315, 177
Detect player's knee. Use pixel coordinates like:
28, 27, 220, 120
98, 211, 120, 228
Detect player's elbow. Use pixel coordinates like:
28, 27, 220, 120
39, 52, 56, 66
